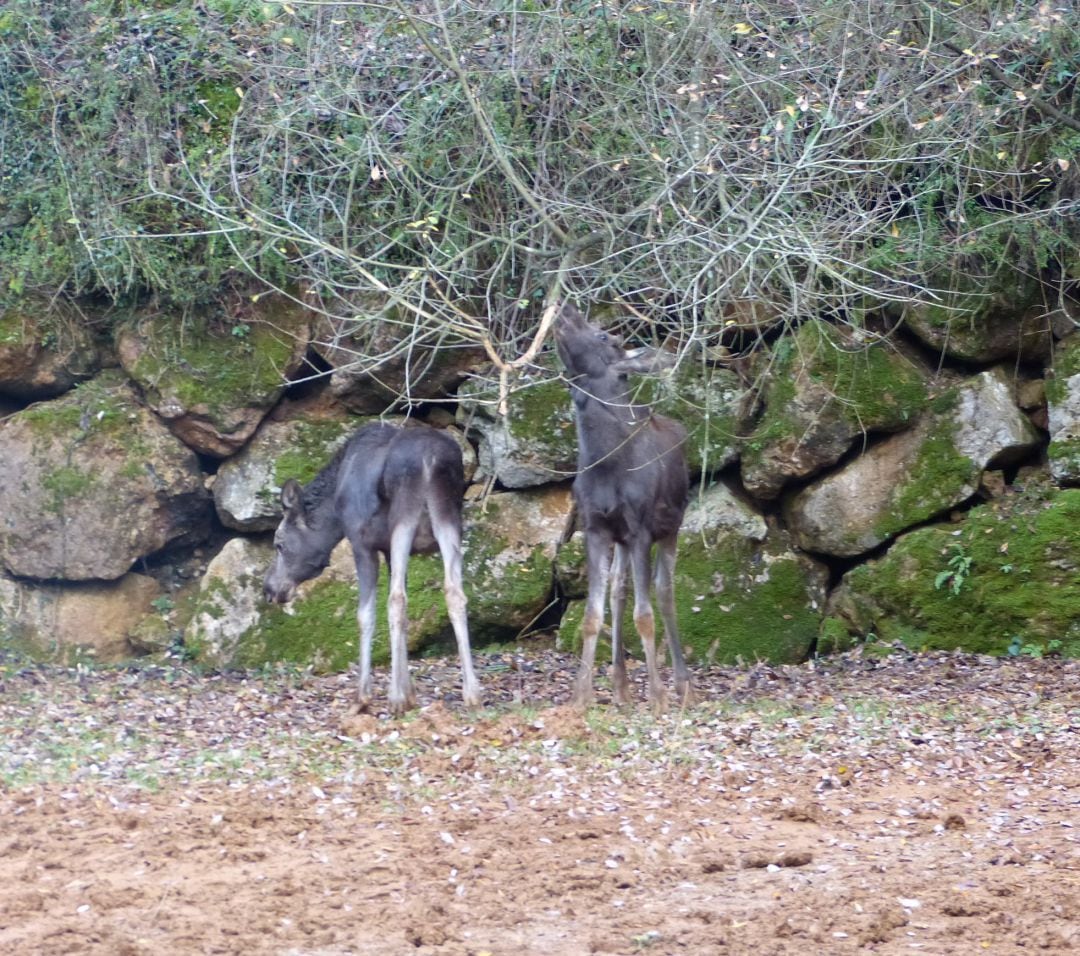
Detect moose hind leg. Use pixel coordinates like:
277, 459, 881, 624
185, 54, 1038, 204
629, 538, 665, 714
656, 534, 693, 705
432, 508, 482, 709
386, 521, 419, 715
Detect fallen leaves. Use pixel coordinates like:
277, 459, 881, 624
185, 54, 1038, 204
1, 648, 1078, 953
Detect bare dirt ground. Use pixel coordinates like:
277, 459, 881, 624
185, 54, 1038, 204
1, 648, 1078, 955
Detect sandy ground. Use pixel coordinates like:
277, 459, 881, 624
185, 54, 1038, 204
1, 649, 1078, 955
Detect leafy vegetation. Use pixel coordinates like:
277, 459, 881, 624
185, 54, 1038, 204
934, 543, 974, 597
1, 0, 1077, 368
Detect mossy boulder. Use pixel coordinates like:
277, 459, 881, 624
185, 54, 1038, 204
785, 368, 1040, 557
213, 416, 360, 531
741, 321, 929, 499
558, 481, 827, 665
0, 297, 100, 399
1046, 332, 1080, 486
314, 301, 485, 413
827, 486, 1080, 657
116, 292, 310, 457
186, 537, 450, 672
901, 266, 1052, 364
0, 571, 163, 663
457, 371, 578, 488
648, 360, 742, 477
0, 373, 210, 580
463, 486, 574, 640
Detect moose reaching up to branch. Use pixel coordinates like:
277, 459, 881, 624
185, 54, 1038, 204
263, 422, 482, 715
555, 302, 692, 711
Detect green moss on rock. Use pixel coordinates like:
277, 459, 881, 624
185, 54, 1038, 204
239, 579, 371, 672
903, 266, 1051, 363
42, 465, 97, 514
674, 536, 822, 664
559, 534, 823, 665
1046, 335, 1080, 483
742, 321, 928, 495
457, 373, 577, 486
650, 363, 742, 476
129, 321, 295, 418
272, 420, 358, 488
11, 374, 172, 531
462, 492, 564, 640
817, 616, 859, 656
833, 487, 1080, 656
874, 415, 975, 541
1048, 437, 1080, 482
503, 378, 576, 453
20, 374, 136, 441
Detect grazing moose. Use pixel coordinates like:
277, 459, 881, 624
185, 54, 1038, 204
263, 422, 482, 715
554, 303, 692, 711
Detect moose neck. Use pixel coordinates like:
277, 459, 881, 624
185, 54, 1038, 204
571, 378, 652, 467
302, 454, 347, 551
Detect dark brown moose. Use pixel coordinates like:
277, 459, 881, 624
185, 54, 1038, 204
263, 422, 481, 714
554, 303, 693, 711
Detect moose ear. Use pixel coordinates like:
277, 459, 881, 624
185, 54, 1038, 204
557, 302, 586, 328
613, 346, 675, 376
280, 478, 305, 518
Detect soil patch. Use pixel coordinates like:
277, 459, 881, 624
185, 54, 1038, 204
1, 649, 1078, 954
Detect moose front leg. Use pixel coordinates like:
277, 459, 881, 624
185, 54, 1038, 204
609, 543, 630, 706
572, 535, 613, 710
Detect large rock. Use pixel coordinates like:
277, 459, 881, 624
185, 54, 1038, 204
212, 417, 358, 531
463, 485, 574, 638
457, 372, 578, 488
558, 481, 828, 664
188, 536, 354, 671
826, 486, 1080, 656
900, 266, 1053, 364
314, 304, 484, 413
117, 293, 311, 457
0, 572, 163, 662
1047, 333, 1080, 486
649, 361, 742, 477
0, 374, 210, 581
0, 297, 100, 399
741, 322, 929, 499
785, 368, 1041, 557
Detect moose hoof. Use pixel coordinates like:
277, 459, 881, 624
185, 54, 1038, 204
649, 688, 669, 717
387, 693, 417, 717
611, 671, 631, 707
570, 678, 594, 712
673, 681, 695, 708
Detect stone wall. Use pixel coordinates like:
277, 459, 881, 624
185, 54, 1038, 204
2, 288, 1079, 668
